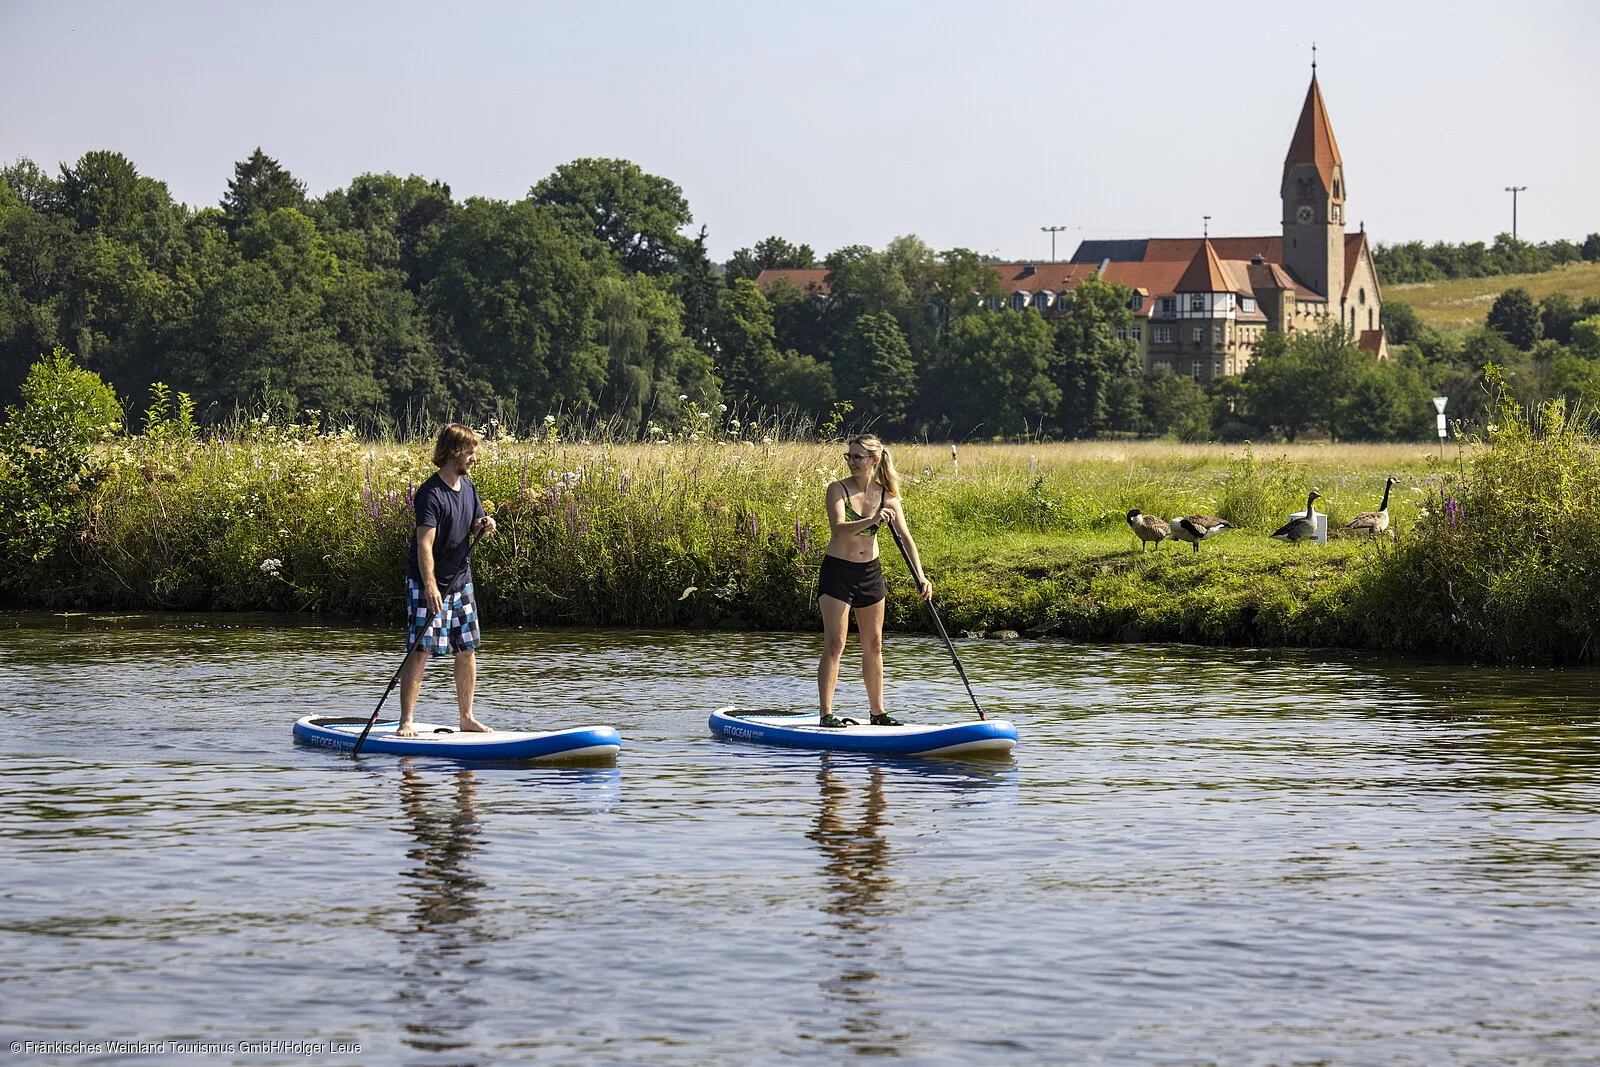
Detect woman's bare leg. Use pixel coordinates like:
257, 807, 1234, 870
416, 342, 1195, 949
818, 594, 851, 716
856, 599, 886, 716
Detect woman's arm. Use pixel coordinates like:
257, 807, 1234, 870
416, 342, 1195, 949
883, 495, 934, 600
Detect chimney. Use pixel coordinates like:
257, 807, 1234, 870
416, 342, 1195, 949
1252, 253, 1265, 264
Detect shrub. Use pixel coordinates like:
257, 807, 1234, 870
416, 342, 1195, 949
0, 349, 122, 582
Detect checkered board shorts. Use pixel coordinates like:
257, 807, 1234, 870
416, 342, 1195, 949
405, 577, 482, 656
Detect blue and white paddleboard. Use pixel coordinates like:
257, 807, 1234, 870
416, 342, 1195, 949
293, 715, 622, 762
709, 706, 1016, 757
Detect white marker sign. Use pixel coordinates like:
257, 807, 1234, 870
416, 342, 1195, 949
1433, 396, 1449, 414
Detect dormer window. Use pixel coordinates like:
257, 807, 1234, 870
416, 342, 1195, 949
1010, 291, 1029, 312
1128, 293, 1144, 311
1242, 297, 1257, 313
1034, 290, 1054, 310
1189, 294, 1205, 312
1159, 297, 1176, 316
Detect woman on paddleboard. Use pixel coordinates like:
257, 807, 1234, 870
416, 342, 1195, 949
817, 434, 932, 727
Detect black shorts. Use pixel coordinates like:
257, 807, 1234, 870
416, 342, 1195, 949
817, 554, 887, 608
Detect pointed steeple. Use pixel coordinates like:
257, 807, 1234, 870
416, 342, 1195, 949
1174, 238, 1233, 294
1283, 75, 1343, 194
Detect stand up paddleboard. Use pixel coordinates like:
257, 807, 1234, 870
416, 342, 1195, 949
709, 706, 1016, 757
293, 716, 622, 762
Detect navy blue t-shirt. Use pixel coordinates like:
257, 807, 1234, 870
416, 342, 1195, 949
407, 472, 485, 592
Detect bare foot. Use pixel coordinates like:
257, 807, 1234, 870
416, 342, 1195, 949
459, 715, 493, 733
396, 723, 418, 738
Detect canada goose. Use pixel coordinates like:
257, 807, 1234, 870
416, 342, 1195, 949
1125, 509, 1171, 551
1344, 476, 1398, 536
1272, 491, 1323, 543
1168, 514, 1229, 552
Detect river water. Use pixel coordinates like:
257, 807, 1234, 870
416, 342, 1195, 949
3, 615, 1598, 1065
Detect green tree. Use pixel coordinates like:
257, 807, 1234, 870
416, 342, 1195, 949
222, 149, 308, 230
724, 235, 817, 283
1333, 360, 1431, 440
1380, 300, 1423, 345
530, 158, 692, 275
839, 312, 917, 429
1050, 275, 1140, 437
1140, 365, 1211, 440
1539, 292, 1582, 346
1570, 316, 1600, 359
1244, 322, 1365, 440
420, 197, 608, 417
1486, 287, 1543, 350
0, 348, 121, 577
933, 311, 1058, 437
1582, 233, 1600, 262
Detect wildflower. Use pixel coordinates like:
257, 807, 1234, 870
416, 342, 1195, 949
729, 419, 740, 429
678, 394, 688, 402
544, 414, 557, 425
761, 437, 773, 445
260, 558, 283, 576
717, 404, 728, 412
689, 432, 701, 442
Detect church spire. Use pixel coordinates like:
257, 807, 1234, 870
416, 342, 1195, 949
1283, 73, 1343, 194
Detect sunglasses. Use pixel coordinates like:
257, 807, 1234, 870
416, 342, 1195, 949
843, 453, 875, 463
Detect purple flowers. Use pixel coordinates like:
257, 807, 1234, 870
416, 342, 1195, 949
1440, 487, 1461, 527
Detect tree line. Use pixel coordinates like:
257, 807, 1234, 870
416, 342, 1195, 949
1373, 233, 1600, 285
0, 149, 1491, 443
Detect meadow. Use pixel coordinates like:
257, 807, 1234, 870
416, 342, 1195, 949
1389, 260, 1600, 333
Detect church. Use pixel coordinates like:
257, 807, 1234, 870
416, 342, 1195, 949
758, 71, 1387, 380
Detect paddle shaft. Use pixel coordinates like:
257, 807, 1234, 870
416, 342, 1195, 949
352, 530, 483, 758
884, 519, 986, 720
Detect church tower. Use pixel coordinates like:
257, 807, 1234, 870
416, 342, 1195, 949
1281, 72, 1345, 300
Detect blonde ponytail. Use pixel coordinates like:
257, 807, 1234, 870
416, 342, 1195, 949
847, 433, 901, 499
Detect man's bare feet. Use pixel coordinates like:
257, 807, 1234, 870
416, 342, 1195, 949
459, 715, 493, 733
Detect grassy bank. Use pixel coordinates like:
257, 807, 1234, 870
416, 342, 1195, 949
1390, 260, 1600, 333
8, 349, 1592, 665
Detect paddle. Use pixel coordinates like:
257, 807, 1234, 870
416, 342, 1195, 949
352, 528, 483, 758
884, 517, 986, 721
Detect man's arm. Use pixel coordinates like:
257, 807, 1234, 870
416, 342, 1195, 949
417, 525, 441, 613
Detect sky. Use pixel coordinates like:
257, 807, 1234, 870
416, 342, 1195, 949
3, 0, 1596, 264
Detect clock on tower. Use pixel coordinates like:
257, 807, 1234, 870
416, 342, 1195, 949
1296, 204, 1315, 226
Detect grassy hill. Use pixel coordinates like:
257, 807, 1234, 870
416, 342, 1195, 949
1387, 260, 1600, 333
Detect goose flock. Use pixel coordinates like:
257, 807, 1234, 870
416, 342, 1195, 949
1126, 476, 1399, 553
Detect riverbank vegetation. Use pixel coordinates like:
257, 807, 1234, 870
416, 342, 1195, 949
7, 351, 1594, 664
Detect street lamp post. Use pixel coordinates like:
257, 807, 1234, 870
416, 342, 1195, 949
1040, 225, 1066, 263
1504, 186, 1527, 241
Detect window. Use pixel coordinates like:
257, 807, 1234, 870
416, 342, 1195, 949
1214, 325, 1223, 343
1192, 327, 1203, 344
1190, 361, 1202, 378
1116, 327, 1127, 340
1011, 291, 1029, 312
1034, 290, 1054, 310
1159, 297, 1176, 316
1154, 326, 1173, 344
1189, 294, 1205, 312
1129, 293, 1144, 310
1242, 297, 1256, 313
1358, 288, 1366, 305
1131, 324, 1142, 341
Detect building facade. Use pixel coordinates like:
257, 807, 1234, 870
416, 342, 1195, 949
756, 73, 1387, 382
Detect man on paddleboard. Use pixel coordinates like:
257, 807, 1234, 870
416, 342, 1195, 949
398, 423, 497, 737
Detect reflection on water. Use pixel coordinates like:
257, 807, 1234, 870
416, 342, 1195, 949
4, 617, 1600, 1064
396, 767, 485, 1056
806, 759, 903, 1055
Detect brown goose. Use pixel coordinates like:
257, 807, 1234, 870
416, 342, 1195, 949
1271, 491, 1322, 543
1344, 476, 1398, 536
1168, 514, 1229, 553
1125, 509, 1171, 551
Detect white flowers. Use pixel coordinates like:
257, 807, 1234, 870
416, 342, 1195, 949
259, 558, 282, 576
717, 404, 728, 412
544, 414, 556, 425
678, 394, 688, 402
729, 419, 740, 429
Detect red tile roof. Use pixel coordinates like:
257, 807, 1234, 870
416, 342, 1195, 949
1174, 240, 1236, 293
1142, 236, 1284, 263
754, 268, 831, 295
1284, 76, 1343, 194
